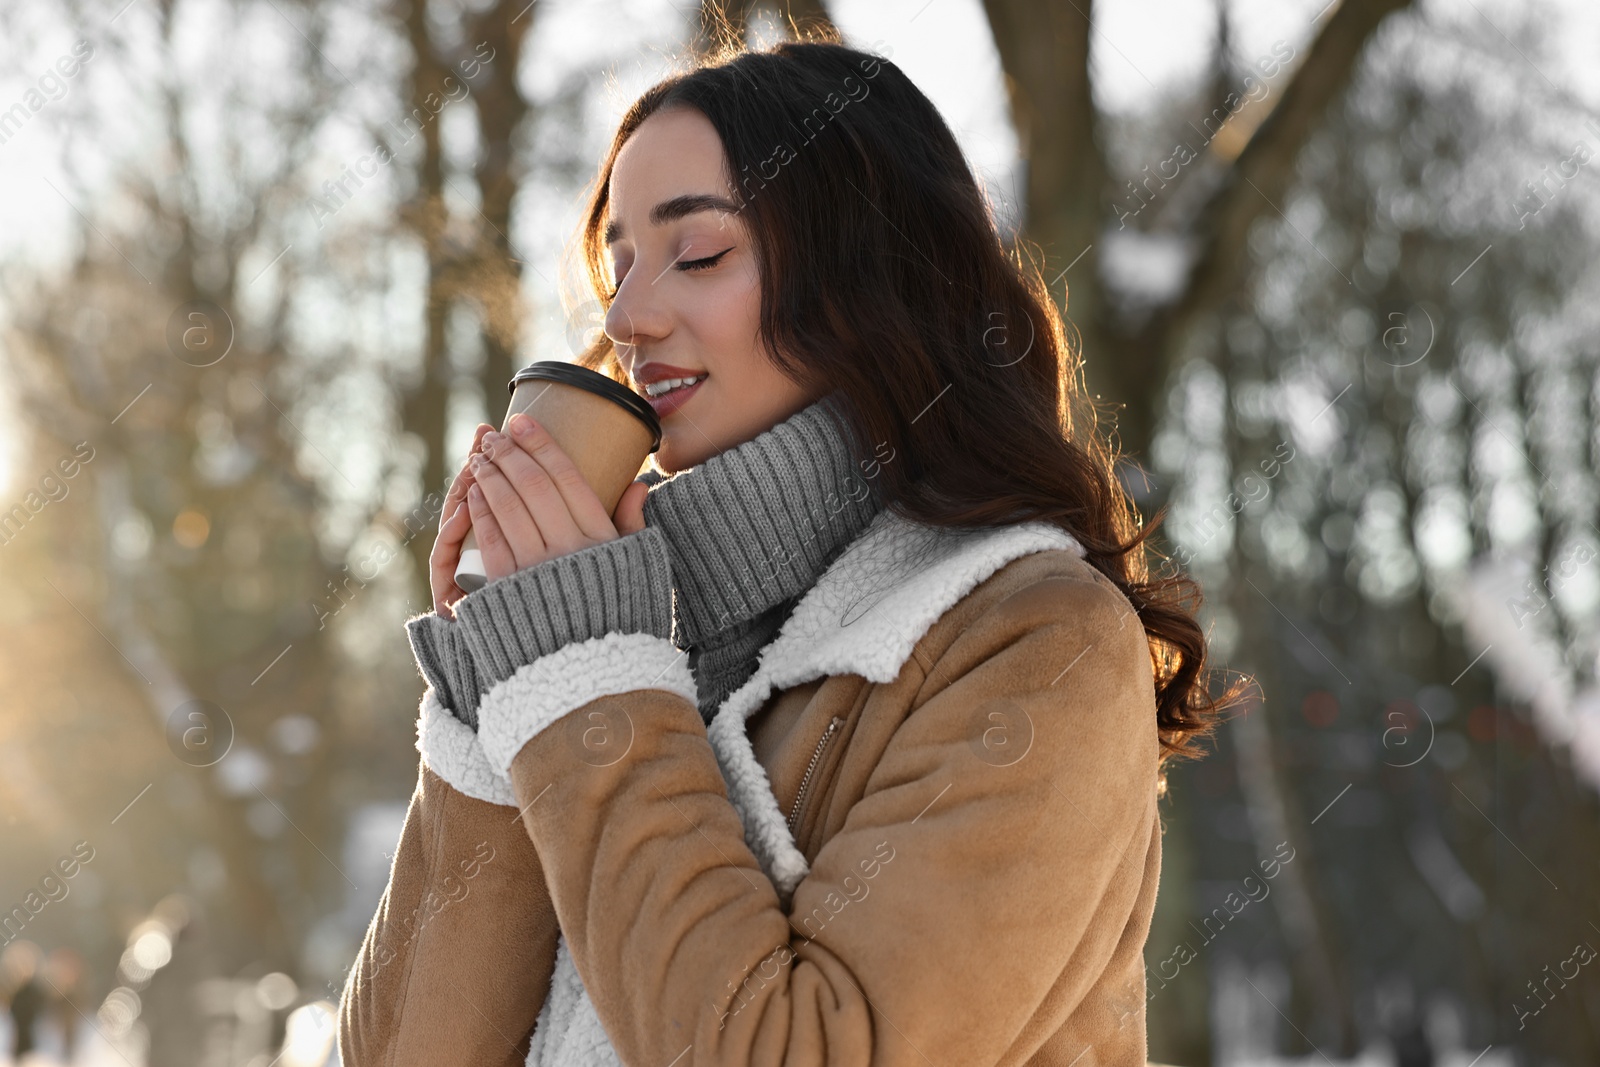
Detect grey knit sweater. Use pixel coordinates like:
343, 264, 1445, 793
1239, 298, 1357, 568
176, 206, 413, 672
406, 392, 883, 728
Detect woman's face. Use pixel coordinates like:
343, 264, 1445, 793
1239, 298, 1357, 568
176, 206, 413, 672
602, 106, 819, 473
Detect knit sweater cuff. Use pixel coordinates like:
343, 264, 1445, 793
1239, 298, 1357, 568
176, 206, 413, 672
405, 612, 485, 729
452, 525, 676, 693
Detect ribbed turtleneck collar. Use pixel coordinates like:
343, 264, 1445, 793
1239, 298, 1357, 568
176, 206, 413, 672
639, 392, 884, 714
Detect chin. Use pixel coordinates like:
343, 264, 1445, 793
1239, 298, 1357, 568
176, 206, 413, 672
655, 436, 713, 474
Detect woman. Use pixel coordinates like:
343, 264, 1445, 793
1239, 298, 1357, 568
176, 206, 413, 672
340, 36, 1236, 1067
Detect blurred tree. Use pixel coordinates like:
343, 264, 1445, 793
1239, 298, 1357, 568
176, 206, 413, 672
0, 0, 428, 1061
393, 0, 536, 593
981, 0, 1413, 471
0, 0, 350, 968
1151, 3, 1600, 1059
970, 0, 1414, 1055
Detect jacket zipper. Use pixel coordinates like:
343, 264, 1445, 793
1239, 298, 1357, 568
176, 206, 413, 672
787, 716, 846, 836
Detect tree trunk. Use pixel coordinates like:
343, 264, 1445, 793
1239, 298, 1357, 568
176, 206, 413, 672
464, 1, 536, 410
396, 0, 456, 597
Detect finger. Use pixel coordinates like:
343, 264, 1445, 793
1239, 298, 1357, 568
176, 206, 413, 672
613, 479, 649, 536
439, 424, 492, 531
467, 483, 517, 581
430, 499, 473, 607
440, 464, 474, 533
434, 493, 473, 555
481, 428, 589, 555
470, 450, 546, 570
432, 495, 472, 557
506, 413, 614, 541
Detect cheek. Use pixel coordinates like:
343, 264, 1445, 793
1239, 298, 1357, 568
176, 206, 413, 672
657, 257, 813, 470
685, 264, 764, 371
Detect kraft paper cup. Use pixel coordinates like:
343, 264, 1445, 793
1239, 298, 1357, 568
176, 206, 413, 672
454, 361, 662, 593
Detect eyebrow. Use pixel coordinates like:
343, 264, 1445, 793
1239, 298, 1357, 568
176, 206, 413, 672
603, 193, 742, 245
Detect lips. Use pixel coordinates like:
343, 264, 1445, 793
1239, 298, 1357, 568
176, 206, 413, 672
644, 374, 706, 418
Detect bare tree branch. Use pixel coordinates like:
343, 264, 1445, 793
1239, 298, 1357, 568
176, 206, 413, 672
1136, 0, 1417, 423
984, 0, 1413, 462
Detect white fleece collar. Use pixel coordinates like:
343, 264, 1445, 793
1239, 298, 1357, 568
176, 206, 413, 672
705, 508, 1084, 904
749, 508, 1084, 686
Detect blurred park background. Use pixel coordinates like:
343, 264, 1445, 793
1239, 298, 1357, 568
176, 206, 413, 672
1, 0, 1598, 1063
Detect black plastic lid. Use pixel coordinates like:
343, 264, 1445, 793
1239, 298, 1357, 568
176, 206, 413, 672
508, 361, 662, 453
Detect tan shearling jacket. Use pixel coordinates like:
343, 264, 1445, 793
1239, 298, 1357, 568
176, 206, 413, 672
340, 509, 1163, 1066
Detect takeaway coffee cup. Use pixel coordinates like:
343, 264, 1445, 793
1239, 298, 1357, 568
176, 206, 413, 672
454, 361, 662, 593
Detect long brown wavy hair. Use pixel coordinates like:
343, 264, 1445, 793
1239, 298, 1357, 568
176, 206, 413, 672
569, 34, 1246, 788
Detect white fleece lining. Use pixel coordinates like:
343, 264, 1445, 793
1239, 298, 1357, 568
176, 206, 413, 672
704, 512, 1085, 904
415, 688, 517, 807
511, 511, 1084, 1067
527, 937, 618, 1067
476, 631, 698, 778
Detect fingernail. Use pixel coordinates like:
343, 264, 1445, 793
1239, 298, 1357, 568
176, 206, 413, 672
510, 413, 534, 438
469, 484, 483, 500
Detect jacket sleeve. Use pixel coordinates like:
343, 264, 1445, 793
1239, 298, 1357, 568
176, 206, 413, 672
474, 569, 1162, 1065
341, 526, 676, 1063
337, 689, 561, 1067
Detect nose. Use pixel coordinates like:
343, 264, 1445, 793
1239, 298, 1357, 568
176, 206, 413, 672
603, 270, 671, 360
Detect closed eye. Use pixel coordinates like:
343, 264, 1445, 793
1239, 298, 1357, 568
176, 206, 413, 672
606, 247, 733, 298
678, 247, 733, 272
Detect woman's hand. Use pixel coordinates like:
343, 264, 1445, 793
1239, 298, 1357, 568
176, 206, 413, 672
464, 411, 650, 586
